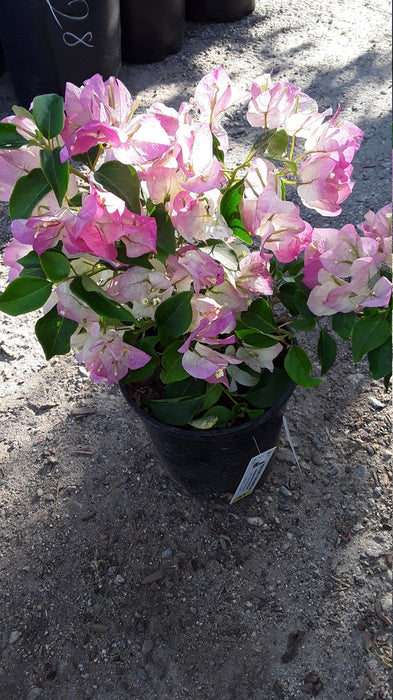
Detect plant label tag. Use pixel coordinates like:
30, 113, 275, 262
230, 446, 276, 505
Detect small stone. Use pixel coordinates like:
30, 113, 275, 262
142, 567, 164, 584
356, 465, 368, 479
36, 488, 43, 498
311, 435, 323, 450
8, 630, 22, 645
280, 485, 293, 497
363, 540, 384, 560
281, 541, 291, 552
142, 639, 154, 655
379, 594, 392, 614
26, 688, 42, 700
245, 517, 264, 526
114, 574, 125, 585
108, 566, 117, 575
137, 668, 148, 681
161, 547, 173, 559
367, 396, 385, 410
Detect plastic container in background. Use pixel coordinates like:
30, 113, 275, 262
0, 1, 121, 107
0, 44, 6, 77
185, 0, 255, 22
120, 380, 296, 495
121, 0, 185, 64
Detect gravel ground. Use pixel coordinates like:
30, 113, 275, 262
0, 1, 392, 699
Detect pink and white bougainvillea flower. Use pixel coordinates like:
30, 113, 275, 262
0, 68, 391, 429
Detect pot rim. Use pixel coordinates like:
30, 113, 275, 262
119, 378, 296, 438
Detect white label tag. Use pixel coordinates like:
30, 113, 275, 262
230, 446, 276, 505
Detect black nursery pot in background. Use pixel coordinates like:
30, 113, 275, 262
0, 0, 121, 107
120, 380, 296, 496
185, 0, 255, 22
121, 0, 185, 64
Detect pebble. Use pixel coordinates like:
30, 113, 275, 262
114, 575, 125, 585
108, 566, 117, 576
311, 435, 323, 450
26, 689, 42, 700
280, 485, 293, 498
281, 541, 291, 552
363, 540, 385, 560
161, 548, 173, 559
36, 488, 43, 498
142, 639, 154, 655
8, 630, 22, 645
374, 487, 382, 498
379, 594, 392, 614
245, 517, 264, 526
367, 396, 385, 410
137, 668, 148, 681
356, 465, 368, 479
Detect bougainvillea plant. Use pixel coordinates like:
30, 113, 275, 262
0, 68, 391, 428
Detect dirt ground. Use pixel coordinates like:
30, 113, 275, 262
0, 1, 392, 698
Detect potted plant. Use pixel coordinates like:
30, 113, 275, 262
185, 0, 255, 22
121, 0, 185, 64
0, 69, 391, 494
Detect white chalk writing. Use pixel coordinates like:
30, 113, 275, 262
45, 0, 94, 48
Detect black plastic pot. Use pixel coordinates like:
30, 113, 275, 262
0, 44, 6, 77
185, 0, 255, 22
120, 380, 296, 495
0, 1, 121, 107
121, 0, 185, 64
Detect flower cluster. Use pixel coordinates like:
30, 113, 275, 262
0, 69, 391, 428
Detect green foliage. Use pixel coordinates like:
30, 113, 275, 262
94, 161, 140, 212
284, 345, 323, 387
9, 169, 51, 220
0, 277, 52, 316
0, 122, 28, 149
351, 315, 391, 363
35, 306, 77, 359
220, 180, 252, 244
317, 329, 337, 375
70, 276, 135, 323
31, 94, 64, 139
40, 147, 69, 206
40, 250, 71, 282
154, 291, 193, 339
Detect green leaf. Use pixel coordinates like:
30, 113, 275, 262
31, 94, 64, 139
9, 168, 51, 220
35, 306, 77, 359
202, 383, 223, 410
40, 147, 69, 206
151, 203, 176, 261
12, 105, 33, 120
0, 276, 52, 316
166, 377, 205, 399
189, 415, 219, 429
40, 250, 71, 282
17, 250, 46, 279
288, 317, 316, 332
220, 180, 252, 244
240, 297, 279, 335
246, 367, 294, 407
278, 282, 298, 315
332, 312, 357, 340
351, 316, 391, 363
68, 192, 83, 208
70, 276, 135, 323
154, 291, 193, 338
147, 395, 204, 426
212, 134, 225, 162
252, 129, 277, 155
95, 161, 140, 212
0, 122, 28, 150
317, 329, 337, 375
202, 405, 233, 427
235, 329, 280, 347
115, 242, 153, 268
72, 145, 100, 170
284, 345, 323, 388
160, 341, 189, 383
367, 339, 392, 380
267, 129, 289, 158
